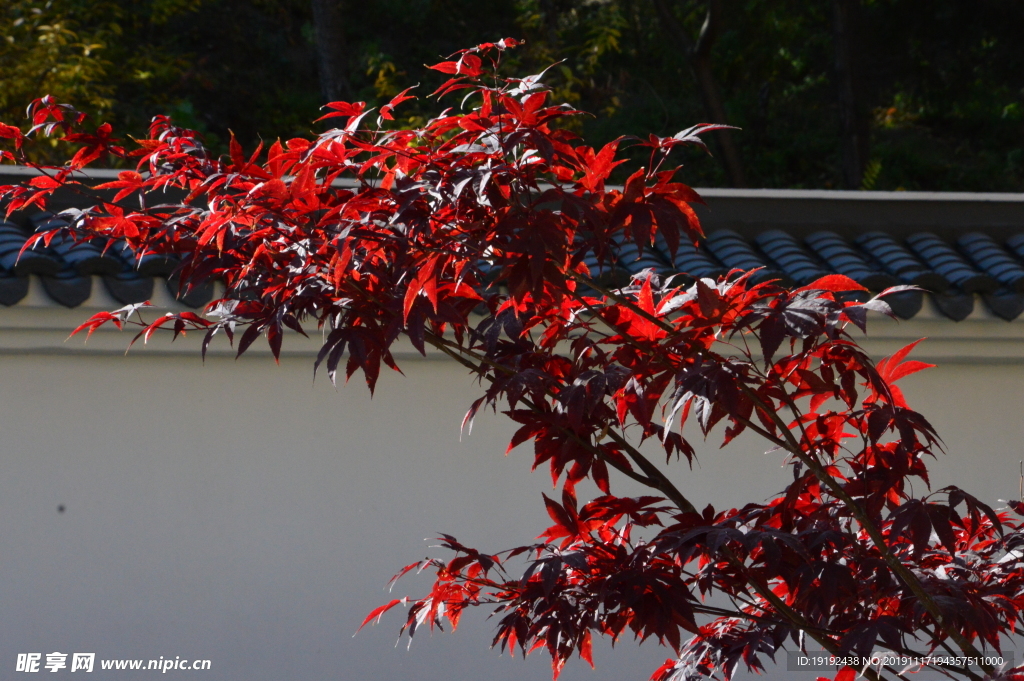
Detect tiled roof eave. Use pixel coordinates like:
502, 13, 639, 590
0, 167, 1021, 320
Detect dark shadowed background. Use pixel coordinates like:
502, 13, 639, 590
2, 0, 1022, 191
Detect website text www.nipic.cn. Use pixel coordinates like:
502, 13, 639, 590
16, 653, 212, 673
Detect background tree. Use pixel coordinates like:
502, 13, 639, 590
311, 0, 351, 102
0, 0, 322, 162
830, 0, 870, 188
3, 43, 1024, 681
3, 0, 1021, 189
651, 0, 746, 187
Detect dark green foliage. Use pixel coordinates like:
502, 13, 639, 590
0, 0, 322, 160
2, 0, 1021, 189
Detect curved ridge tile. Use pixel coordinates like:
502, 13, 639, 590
854, 232, 948, 293
41, 270, 92, 308
906, 232, 996, 293
615, 237, 670, 277
982, 289, 1024, 321
113, 241, 180, 278
705, 229, 787, 285
657, 231, 725, 281
884, 290, 923, 320
31, 214, 123, 277
1003, 233, 1024, 263
754, 229, 828, 285
804, 231, 898, 291
930, 291, 974, 321
957, 233, 1024, 293
0, 273, 29, 306
0, 221, 61, 276
103, 273, 155, 305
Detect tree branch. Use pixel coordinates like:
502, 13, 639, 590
421, 330, 675, 496
740, 387, 993, 674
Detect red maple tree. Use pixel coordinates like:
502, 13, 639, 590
2, 40, 1023, 681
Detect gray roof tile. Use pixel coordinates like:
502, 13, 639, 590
1003, 233, 1024, 262
2, 208, 1024, 320
754, 229, 828, 285
40, 270, 92, 308
615, 238, 669, 276
0, 222, 61, 276
906, 232, 997, 293
705, 229, 786, 285
0, 273, 28, 306
103, 271, 155, 305
956, 232, 1024, 292
805, 231, 898, 291
931, 291, 975, 321
30, 214, 124, 277
854, 231, 948, 292
656, 232, 724, 281
884, 290, 923, 320
983, 290, 1024, 321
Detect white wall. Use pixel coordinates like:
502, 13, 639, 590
1, 297, 1022, 680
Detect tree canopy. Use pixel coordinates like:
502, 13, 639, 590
2, 0, 1021, 190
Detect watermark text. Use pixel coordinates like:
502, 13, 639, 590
16, 654, 211, 673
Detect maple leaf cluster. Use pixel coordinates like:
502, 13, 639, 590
3, 40, 1024, 681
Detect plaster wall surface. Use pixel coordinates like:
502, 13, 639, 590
0, 305, 1022, 680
